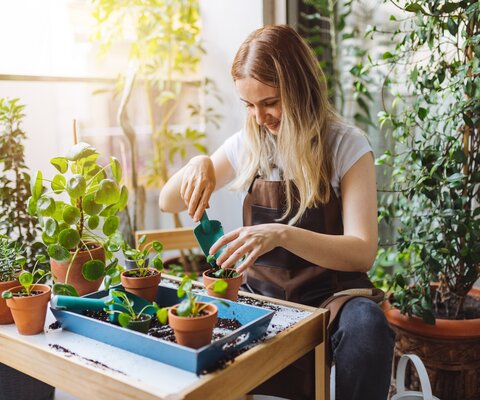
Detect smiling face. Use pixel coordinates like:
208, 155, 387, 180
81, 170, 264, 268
235, 77, 282, 134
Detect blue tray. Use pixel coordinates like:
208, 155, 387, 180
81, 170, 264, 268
51, 283, 274, 374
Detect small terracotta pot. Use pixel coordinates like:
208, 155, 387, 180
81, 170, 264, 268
50, 243, 105, 296
0, 279, 19, 324
168, 303, 218, 348
202, 269, 243, 302
120, 268, 161, 302
6, 284, 51, 335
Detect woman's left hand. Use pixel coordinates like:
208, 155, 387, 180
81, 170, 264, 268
209, 223, 285, 274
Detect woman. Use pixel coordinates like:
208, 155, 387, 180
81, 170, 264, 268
159, 25, 394, 400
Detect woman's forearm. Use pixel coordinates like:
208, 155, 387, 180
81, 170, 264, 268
278, 224, 377, 272
158, 165, 188, 213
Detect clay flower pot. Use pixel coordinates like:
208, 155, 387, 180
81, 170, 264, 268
0, 279, 19, 324
120, 268, 161, 302
50, 243, 105, 296
168, 303, 218, 349
6, 284, 51, 335
202, 269, 243, 302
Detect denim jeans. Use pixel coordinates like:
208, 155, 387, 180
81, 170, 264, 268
251, 297, 395, 400
330, 297, 396, 400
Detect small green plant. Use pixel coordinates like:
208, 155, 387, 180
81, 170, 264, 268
121, 235, 164, 277
1, 255, 50, 298
105, 290, 159, 328
29, 141, 128, 296
0, 236, 25, 282
157, 276, 228, 323
206, 254, 240, 279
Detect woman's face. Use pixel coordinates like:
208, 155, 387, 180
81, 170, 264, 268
235, 77, 282, 134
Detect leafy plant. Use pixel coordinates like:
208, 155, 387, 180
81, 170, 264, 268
367, 0, 480, 322
90, 0, 221, 235
1, 255, 50, 298
105, 289, 159, 328
0, 98, 44, 265
121, 235, 164, 277
206, 255, 239, 279
0, 236, 25, 282
29, 141, 128, 295
157, 275, 228, 323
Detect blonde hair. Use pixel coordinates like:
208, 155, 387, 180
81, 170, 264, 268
231, 25, 340, 224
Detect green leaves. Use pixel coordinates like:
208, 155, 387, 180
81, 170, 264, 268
110, 157, 122, 182
66, 175, 86, 198
82, 193, 103, 215
48, 244, 71, 261
65, 142, 97, 161
63, 206, 81, 225
31, 171, 43, 199
95, 179, 120, 205
103, 216, 119, 236
58, 229, 80, 249
82, 259, 105, 281
50, 157, 68, 173
37, 197, 55, 217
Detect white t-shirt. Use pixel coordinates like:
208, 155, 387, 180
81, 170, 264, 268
222, 122, 372, 199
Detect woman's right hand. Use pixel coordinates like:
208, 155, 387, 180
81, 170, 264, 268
180, 155, 216, 222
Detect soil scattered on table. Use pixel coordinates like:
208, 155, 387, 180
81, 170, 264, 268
48, 344, 125, 375
48, 321, 62, 330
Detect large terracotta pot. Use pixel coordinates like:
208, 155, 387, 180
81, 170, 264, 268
383, 287, 480, 400
50, 244, 105, 296
0, 279, 19, 324
168, 303, 217, 348
6, 284, 51, 335
120, 268, 161, 302
202, 269, 243, 302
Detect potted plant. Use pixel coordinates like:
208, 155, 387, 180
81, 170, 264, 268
366, 1, 480, 398
29, 141, 127, 296
105, 289, 159, 334
120, 235, 164, 302
0, 236, 24, 324
2, 255, 51, 335
157, 276, 228, 348
202, 255, 243, 302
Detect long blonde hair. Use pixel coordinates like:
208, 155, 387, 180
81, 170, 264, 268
231, 25, 340, 224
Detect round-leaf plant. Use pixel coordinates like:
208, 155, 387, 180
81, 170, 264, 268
29, 142, 128, 296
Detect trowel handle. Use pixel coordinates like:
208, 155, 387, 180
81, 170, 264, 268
200, 212, 212, 234
50, 295, 107, 311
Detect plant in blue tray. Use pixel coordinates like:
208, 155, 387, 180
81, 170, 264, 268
157, 276, 229, 348
105, 289, 159, 333
29, 141, 128, 296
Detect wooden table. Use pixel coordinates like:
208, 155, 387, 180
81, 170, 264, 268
0, 286, 329, 400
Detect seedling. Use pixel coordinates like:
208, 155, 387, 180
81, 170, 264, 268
105, 290, 159, 328
121, 235, 164, 277
206, 254, 239, 279
1, 255, 50, 299
157, 276, 228, 324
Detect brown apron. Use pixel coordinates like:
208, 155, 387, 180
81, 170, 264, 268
244, 177, 382, 400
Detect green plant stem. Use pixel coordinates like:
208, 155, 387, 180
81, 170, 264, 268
65, 247, 80, 285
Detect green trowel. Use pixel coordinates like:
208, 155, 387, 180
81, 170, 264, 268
194, 211, 225, 264
50, 289, 156, 324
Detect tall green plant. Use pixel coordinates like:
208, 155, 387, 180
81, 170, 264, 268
91, 0, 221, 233
370, 0, 480, 322
0, 98, 44, 265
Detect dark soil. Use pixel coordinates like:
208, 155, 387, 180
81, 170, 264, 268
237, 296, 282, 312
122, 269, 158, 278
81, 309, 242, 345
48, 344, 125, 375
434, 294, 480, 320
12, 290, 45, 297
48, 321, 62, 330
204, 268, 239, 279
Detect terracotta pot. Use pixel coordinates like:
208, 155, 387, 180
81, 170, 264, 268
0, 279, 19, 324
120, 268, 161, 302
6, 284, 51, 335
383, 287, 480, 400
50, 243, 105, 296
202, 269, 243, 302
168, 303, 218, 348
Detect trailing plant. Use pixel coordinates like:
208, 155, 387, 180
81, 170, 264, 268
29, 141, 128, 295
1, 254, 50, 298
157, 275, 228, 323
0, 98, 44, 265
367, 0, 480, 322
0, 236, 25, 282
121, 235, 164, 277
